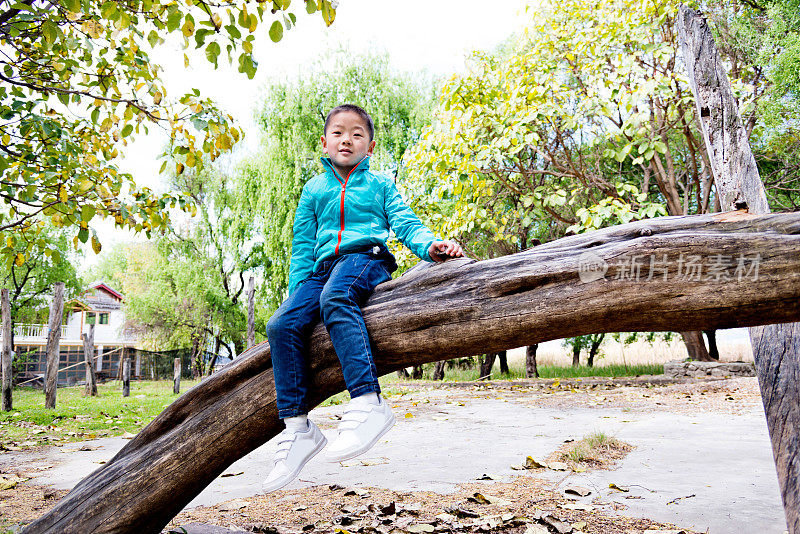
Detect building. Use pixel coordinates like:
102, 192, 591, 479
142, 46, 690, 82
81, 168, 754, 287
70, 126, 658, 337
8, 282, 138, 386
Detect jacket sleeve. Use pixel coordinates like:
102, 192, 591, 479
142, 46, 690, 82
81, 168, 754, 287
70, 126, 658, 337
384, 179, 438, 262
287, 185, 317, 295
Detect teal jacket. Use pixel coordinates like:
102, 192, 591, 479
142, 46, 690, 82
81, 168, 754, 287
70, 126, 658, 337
287, 157, 437, 294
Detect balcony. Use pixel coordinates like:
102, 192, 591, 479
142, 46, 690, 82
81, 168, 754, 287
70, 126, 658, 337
1, 323, 133, 343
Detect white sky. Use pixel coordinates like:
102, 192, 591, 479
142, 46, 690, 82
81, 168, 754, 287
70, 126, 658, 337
83, 0, 528, 270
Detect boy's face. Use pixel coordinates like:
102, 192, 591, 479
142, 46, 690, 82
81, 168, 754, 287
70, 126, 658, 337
321, 111, 375, 176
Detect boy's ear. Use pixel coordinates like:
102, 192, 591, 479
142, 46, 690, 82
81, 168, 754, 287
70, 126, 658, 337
367, 140, 376, 155
321, 135, 328, 154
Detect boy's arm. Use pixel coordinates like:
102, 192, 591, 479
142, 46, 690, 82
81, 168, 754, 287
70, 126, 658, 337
384, 179, 438, 262
287, 186, 317, 295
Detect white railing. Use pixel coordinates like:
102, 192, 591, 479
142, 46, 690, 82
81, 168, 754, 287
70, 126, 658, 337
1, 323, 70, 340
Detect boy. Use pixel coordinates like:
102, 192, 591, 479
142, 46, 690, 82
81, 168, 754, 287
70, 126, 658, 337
263, 104, 463, 492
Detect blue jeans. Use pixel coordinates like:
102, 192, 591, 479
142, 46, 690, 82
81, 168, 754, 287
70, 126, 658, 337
266, 247, 394, 418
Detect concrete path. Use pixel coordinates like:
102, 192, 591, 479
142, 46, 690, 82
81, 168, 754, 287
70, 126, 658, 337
4, 386, 786, 534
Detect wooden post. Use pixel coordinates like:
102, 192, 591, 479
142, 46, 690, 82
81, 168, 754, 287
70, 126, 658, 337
82, 324, 98, 397
44, 282, 64, 409
173, 358, 181, 394
677, 7, 800, 531
2, 289, 12, 411
122, 358, 130, 397
247, 275, 255, 350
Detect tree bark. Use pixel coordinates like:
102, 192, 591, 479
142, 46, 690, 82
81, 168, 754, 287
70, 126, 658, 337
2, 289, 12, 411
679, 330, 712, 361
479, 352, 496, 379
247, 275, 255, 350
525, 344, 539, 378
678, 8, 800, 531
411, 365, 423, 379
395, 368, 409, 379
82, 325, 98, 397
498, 350, 509, 375
432, 360, 446, 380
21, 212, 800, 534
572, 343, 581, 367
704, 329, 720, 360
44, 282, 64, 410
588, 334, 605, 367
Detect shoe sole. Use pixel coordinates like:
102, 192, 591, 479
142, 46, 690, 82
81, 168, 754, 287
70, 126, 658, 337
325, 411, 396, 463
261, 433, 328, 493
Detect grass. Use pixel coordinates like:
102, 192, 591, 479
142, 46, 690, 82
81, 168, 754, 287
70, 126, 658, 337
0, 376, 410, 450
0, 379, 201, 449
393, 361, 664, 382
557, 431, 631, 467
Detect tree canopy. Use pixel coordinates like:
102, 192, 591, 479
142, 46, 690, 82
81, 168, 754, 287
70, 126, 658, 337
0, 0, 337, 269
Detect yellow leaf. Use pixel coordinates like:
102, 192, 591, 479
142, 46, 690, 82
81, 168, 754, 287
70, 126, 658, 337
176, 162, 185, 175
91, 235, 102, 254
58, 185, 68, 202
404, 413, 413, 418
14, 253, 25, 267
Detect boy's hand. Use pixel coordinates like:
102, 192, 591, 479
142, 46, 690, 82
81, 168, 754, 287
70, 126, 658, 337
428, 240, 464, 262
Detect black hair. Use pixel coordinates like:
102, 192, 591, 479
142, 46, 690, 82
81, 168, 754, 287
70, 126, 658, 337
323, 104, 375, 141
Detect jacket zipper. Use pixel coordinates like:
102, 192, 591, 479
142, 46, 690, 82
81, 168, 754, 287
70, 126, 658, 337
334, 163, 359, 255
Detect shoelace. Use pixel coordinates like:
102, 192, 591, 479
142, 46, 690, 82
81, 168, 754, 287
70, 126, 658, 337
339, 404, 372, 431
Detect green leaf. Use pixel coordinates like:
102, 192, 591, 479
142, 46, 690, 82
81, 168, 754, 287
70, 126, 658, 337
205, 41, 220, 67
42, 20, 58, 44
81, 204, 96, 222
77, 227, 89, 244
100, 1, 117, 19
121, 124, 133, 137
268, 20, 283, 42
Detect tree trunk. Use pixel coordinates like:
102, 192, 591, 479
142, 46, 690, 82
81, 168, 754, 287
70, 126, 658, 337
44, 283, 64, 410
479, 352, 496, 379
411, 365, 423, 379
21, 212, 800, 534
432, 360, 446, 380
395, 368, 410, 379
679, 330, 712, 361
704, 329, 720, 360
571, 343, 581, 367
2, 289, 12, 411
498, 350, 509, 375
525, 344, 539, 379
678, 9, 800, 531
82, 325, 98, 397
588, 334, 605, 367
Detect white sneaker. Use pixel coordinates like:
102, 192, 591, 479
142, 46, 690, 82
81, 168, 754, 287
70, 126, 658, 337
325, 394, 395, 463
262, 420, 327, 493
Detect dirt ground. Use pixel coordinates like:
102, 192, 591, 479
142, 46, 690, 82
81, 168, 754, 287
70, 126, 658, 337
0, 376, 764, 533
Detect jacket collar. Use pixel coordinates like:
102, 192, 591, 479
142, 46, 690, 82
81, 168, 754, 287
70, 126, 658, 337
320, 155, 371, 182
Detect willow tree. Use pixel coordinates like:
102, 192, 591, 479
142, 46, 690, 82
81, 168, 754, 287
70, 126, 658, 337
238, 51, 433, 311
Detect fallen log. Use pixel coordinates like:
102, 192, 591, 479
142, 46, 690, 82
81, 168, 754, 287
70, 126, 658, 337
23, 211, 800, 533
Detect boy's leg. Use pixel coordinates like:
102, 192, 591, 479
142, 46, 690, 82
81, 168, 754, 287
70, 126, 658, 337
319, 252, 391, 396
263, 275, 328, 493
266, 276, 326, 419
319, 252, 393, 462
